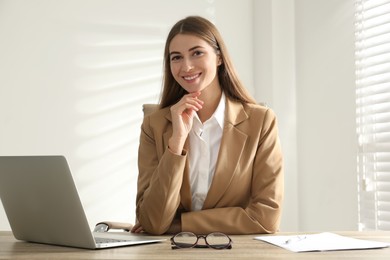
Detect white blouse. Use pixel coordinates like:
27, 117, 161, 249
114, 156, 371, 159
188, 93, 225, 211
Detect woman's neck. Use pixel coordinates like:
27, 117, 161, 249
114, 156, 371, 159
197, 85, 222, 123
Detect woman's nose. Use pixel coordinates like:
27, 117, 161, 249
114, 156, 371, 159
182, 58, 194, 72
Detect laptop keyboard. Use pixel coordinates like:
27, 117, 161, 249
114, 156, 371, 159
95, 237, 131, 244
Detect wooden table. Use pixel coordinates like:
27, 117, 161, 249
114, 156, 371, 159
1, 231, 390, 259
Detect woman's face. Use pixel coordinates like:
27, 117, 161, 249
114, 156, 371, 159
169, 34, 221, 94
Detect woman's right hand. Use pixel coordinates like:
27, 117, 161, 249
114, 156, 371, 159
168, 92, 203, 154
130, 222, 144, 233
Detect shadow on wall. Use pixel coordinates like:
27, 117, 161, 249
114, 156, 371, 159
72, 21, 165, 223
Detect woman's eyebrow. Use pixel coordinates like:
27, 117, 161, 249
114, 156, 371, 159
188, 45, 204, 52
169, 51, 181, 56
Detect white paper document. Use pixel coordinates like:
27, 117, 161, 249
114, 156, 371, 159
254, 232, 389, 252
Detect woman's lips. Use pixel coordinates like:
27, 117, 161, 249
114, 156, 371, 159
183, 73, 201, 81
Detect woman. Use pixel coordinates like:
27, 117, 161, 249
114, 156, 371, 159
131, 16, 283, 235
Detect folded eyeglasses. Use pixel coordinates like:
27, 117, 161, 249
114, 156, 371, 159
170, 232, 232, 250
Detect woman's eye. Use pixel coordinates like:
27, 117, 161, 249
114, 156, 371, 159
193, 50, 203, 56
170, 55, 182, 61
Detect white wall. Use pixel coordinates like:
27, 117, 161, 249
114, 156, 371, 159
295, 0, 358, 231
0, 0, 358, 233
254, 0, 357, 232
215, 0, 254, 94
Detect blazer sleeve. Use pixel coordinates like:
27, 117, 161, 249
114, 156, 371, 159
135, 114, 186, 235
181, 108, 284, 234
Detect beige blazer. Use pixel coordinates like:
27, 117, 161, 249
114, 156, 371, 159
136, 97, 284, 235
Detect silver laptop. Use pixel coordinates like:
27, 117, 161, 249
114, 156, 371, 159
0, 155, 164, 249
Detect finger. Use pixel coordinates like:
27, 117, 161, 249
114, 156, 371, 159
133, 226, 144, 233
130, 223, 141, 233
173, 96, 203, 113
189, 91, 201, 98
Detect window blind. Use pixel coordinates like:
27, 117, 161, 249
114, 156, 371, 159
355, 0, 390, 230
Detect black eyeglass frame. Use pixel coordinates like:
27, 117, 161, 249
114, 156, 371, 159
170, 231, 232, 250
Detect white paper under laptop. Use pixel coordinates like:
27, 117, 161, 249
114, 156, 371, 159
0, 155, 164, 249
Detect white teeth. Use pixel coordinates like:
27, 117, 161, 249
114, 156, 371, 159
184, 74, 199, 80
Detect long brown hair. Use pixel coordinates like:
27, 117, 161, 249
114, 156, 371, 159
159, 16, 256, 108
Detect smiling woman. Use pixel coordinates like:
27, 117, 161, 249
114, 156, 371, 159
132, 16, 284, 235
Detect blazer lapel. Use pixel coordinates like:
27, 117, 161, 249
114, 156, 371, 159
202, 99, 248, 209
